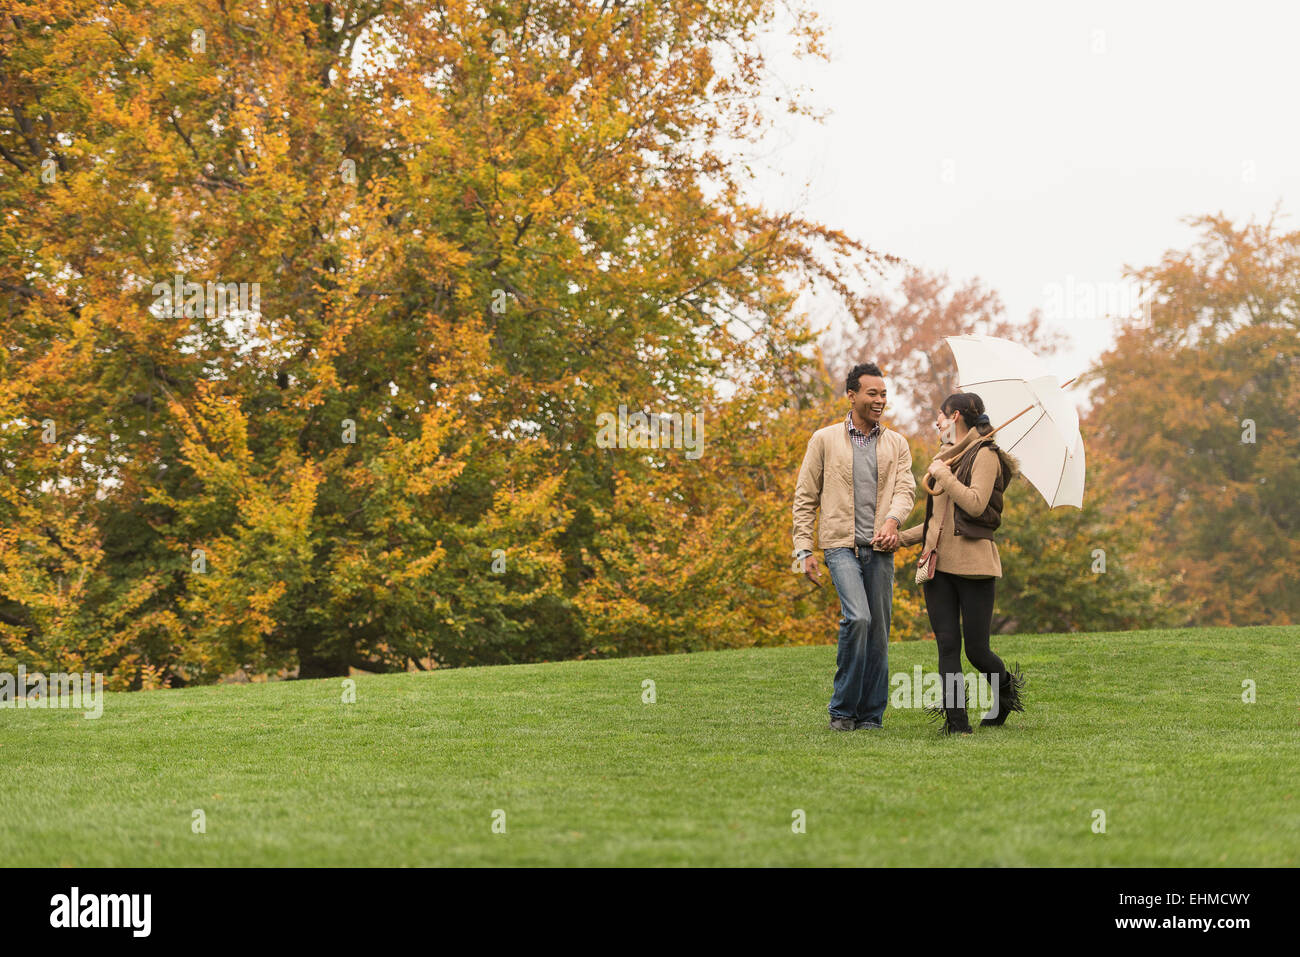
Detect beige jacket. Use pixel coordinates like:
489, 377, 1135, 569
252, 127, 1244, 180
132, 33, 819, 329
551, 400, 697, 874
898, 436, 1005, 578
792, 420, 916, 553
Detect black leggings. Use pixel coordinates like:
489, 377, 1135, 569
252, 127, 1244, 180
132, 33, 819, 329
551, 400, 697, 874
922, 571, 1005, 707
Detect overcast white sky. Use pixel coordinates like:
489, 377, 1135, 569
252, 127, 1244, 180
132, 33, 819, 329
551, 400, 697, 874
747, 0, 1300, 384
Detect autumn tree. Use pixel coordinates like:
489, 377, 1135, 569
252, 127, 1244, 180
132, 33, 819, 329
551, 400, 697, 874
823, 264, 1070, 429
0, 0, 887, 682
1082, 211, 1300, 625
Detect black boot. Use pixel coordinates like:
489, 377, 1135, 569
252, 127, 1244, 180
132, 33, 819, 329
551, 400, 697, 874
947, 705, 973, 735
924, 703, 974, 735
980, 663, 1026, 726
923, 679, 974, 736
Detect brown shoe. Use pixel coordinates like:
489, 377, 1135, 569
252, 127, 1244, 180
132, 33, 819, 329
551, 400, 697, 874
829, 716, 856, 732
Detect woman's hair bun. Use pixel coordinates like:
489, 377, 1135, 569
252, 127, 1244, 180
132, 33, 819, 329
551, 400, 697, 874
941, 391, 993, 432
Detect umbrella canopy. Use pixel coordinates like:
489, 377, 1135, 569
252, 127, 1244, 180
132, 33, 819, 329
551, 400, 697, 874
943, 334, 1086, 509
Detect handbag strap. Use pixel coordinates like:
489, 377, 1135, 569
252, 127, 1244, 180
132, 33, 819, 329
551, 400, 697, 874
919, 438, 978, 549
929, 495, 946, 551
921, 485, 946, 556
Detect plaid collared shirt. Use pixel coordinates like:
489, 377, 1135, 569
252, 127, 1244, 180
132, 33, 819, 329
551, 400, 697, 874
845, 411, 881, 448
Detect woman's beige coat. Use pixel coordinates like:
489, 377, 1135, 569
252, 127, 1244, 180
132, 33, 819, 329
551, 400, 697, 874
899, 431, 1013, 578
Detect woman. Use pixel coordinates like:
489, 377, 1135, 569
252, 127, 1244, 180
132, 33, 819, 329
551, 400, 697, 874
897, 392, 1026, 735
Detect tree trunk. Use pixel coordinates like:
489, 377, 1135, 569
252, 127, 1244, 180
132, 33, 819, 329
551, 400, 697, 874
296, 650, 350, 679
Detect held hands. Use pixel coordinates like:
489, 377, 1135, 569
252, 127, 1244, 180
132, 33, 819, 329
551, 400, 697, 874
870, 517, 900, 551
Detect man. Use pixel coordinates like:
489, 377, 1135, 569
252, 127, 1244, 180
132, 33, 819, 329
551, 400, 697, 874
792, 362, 916, 731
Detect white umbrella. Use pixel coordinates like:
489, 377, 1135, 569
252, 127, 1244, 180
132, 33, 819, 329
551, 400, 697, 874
943, 334, 1086, 509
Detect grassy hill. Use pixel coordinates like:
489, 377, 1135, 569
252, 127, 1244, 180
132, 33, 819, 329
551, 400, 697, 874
2, 626, 1297, 866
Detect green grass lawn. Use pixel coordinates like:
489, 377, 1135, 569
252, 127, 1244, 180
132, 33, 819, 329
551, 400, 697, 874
2, 625, 1297, 866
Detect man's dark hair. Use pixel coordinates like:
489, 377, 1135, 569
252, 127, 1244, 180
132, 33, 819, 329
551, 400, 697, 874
846, 362, 884, 393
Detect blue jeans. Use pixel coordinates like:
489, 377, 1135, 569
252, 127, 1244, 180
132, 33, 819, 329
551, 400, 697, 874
824, 546, 894, 725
